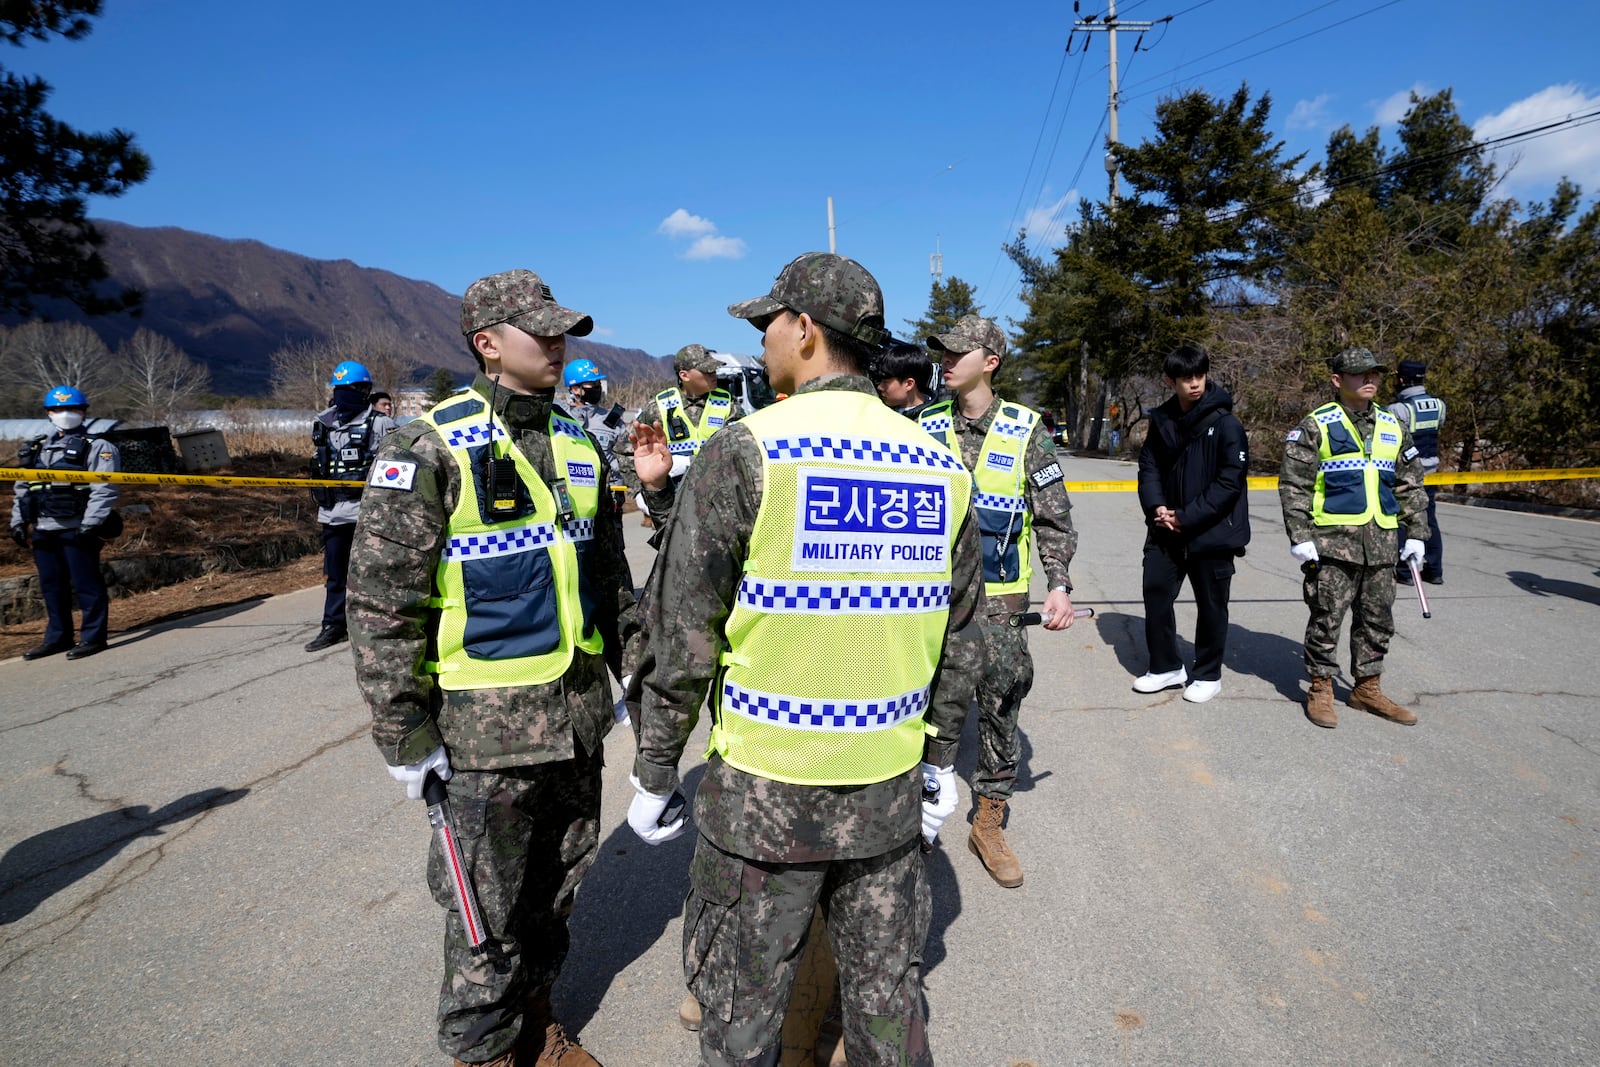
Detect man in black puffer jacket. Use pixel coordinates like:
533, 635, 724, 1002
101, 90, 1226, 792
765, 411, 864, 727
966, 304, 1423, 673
1133, 344, 1251, 703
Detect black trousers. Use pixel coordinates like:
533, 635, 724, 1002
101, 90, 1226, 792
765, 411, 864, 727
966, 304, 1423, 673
32, 528, 109, 647
320, 522, 356, 630
1396, 484, 1443, 579
1142, 541, 1236, 683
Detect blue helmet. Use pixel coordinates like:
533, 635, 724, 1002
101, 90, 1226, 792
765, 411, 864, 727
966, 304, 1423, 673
563, 359, 606, 388
44, 385, 88, 409
328, 360, 373, 387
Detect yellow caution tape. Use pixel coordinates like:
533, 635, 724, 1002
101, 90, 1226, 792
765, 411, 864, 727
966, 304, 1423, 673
0, 466, 349, 489
7, 465, 1597, 493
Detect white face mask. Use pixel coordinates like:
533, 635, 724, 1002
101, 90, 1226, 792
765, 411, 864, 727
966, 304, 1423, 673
48, 411, 85, 431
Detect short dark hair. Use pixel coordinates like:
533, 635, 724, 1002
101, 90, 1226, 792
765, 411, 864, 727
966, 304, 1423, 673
370, 391, 392, 402
1163, 344, 1209, 380
872, 342, 937, 394
817, 320, 878, 376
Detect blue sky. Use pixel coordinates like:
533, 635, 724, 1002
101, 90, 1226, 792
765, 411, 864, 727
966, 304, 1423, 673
14, 0, 1599, 361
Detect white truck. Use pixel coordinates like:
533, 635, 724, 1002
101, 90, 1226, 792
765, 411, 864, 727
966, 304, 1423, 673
707, 350, 777, 416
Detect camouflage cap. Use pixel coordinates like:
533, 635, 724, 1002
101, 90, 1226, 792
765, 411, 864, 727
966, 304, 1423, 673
927, 314, 1007, 358
1329, 346, 1386, 375
674, 344, 722, 374
460, 269, 594, 338
727, 252, 887, 348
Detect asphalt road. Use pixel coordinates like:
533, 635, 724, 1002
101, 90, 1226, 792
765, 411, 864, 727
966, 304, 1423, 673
2, 454, 1596, 1066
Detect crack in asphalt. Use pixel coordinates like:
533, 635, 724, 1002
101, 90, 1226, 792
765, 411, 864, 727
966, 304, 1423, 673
0, 721, 371, 975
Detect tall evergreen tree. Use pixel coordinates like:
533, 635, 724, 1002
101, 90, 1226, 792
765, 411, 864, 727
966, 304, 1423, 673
904, 276, 980, 342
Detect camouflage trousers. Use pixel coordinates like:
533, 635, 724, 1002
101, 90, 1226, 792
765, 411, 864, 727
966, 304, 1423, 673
1302, 557, 1396, 679
973, 610, 1034, 801
426, 747, 603, 1062
683, 835, 933, 1067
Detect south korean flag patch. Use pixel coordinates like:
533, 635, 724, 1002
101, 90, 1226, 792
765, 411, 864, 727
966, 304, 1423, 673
369, 459, 417, 491
1285, 429, 1303, 442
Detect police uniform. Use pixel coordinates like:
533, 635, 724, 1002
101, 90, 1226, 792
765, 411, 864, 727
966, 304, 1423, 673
1388, 362, 1445, 583
614, 344, 737, 498
1279, 350, 1430, 712
347, 272, 638, 1066
309, 399, 396, 642
11, 420, 120, 657
635, 255, 984, 1067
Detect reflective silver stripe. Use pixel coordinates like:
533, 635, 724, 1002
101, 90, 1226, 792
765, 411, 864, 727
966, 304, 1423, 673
721, 679, 929, 733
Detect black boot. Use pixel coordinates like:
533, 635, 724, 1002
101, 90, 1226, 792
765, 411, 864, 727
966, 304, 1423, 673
66, 641, 107, 660
304, 625, 347, 652
23, 640, 72, 661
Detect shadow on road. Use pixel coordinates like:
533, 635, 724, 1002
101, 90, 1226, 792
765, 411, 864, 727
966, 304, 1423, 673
0, 785, 249, 924
1223, 621, 1310, 704
559, 763, 705, 1033
108, 595, 276, 650
1507, 570, 1600, 607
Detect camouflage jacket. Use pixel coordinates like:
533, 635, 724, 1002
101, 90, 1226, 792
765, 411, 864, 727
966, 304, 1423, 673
946, 394, 1078, 607
634, 374, 985, 862
1278, 400, 1430, 565
614, 388, 739, 496
347, 374, 641, 770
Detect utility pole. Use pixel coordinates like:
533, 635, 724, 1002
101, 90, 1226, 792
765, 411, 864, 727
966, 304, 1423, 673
1070, 1, 1166, 209
827, 197, 837, 254
930, 234, 943, 285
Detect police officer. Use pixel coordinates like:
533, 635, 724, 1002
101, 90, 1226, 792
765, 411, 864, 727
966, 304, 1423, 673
1388, 359, 1445, 585
347, 268, 637, 1067
630, 252, 984, 1067
11, 385, 121, 660
614, 343, 736, 503
305, 361, 396, 652
920, 314, 1079, 889
1280, 346, 1430, 729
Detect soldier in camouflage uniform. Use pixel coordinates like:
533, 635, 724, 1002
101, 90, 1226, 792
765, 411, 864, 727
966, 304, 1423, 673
347, 269, 641, 1067
1279, 346, 1430, 730
920, 314, 1078, 889
613, 343, 737, 504
628, 252, 985, 1067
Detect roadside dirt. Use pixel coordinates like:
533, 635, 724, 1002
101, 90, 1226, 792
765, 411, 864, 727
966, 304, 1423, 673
2, 451, 327, 661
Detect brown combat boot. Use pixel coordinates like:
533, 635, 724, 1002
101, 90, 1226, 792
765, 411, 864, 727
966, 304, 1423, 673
1348, 675, 1418, 725
515, 989, 603, 1067
968, 796, 1024, 888
1305, 676, 1337, 729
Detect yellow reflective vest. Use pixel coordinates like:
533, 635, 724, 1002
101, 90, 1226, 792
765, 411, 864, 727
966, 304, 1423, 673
711, 389, 973, 786
1310, 402, 1402, 528
920, 399, 1038, 596
656, 387, 734, 457
415, 395, 604, 690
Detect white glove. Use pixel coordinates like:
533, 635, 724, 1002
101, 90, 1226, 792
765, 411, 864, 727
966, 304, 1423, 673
1290, 541, 1320, 564
386, 744, 451, 801
919, 764, 958, 844
634, 492, 650, 517
1400, 539, 1425, 566
613, 674, 632, 726
669, 455, 692, 479
627, 774, 687, 844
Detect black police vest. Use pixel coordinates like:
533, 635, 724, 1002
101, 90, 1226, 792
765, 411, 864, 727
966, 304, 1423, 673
310, 413, 377, 504
22, 433, 94, 519
1401, 393, 1443, 461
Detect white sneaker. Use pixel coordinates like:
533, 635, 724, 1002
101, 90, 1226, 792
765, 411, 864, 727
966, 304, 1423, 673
1132, 667, 1187, 693
1183, 679, 1222, 704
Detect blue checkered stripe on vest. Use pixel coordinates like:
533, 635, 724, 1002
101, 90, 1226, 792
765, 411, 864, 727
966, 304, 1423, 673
722, 680, 930, 732
737, 579, 951, 614
763, 435, 966, 474
1319, 457, 1393, 473
920, 414, 952, 435
551, 415, 587, 441
444, 523, 557, 560
668, 439, 700, 455
444, 423, 494, 449
993, 417, 1032, 440
563, 517, 595, 542
1314, 409, 1345, 426
975, 490, 1025, 512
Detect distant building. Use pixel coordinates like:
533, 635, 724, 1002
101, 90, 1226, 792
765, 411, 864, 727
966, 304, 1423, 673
394, 388, 431, 418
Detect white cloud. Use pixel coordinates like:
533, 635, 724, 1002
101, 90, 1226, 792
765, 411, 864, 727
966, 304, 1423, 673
1289, 94, 1333, 132
1475, 83, 1600, 194
684, 235, 748, 261
658, 208, 746, 260
1021, 192, 1078, 248
591, 326, 615, 337
657, 208, 717, 238
1373, 83, 1429, 126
